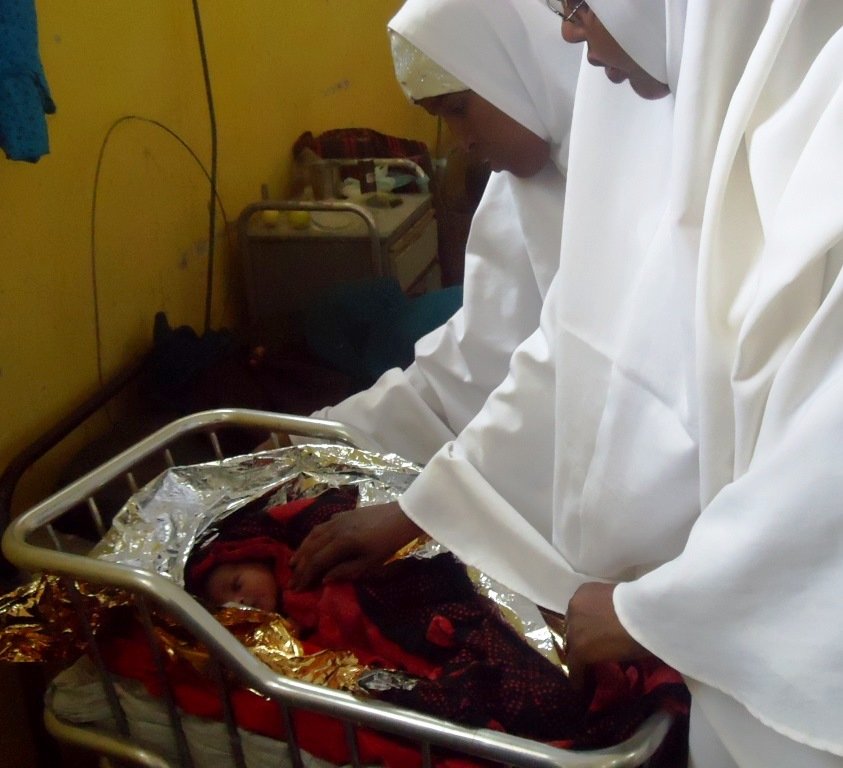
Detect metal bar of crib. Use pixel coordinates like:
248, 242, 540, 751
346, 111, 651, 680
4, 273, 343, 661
43, 707, 173, 768
209, 656, 248, 768
280, 702, 306, 768
0, 353, 149, 584
62, 575, 132, 740
136, 596, 195, 768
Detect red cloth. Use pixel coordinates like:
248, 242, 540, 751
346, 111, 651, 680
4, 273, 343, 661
101, 628, 435, 768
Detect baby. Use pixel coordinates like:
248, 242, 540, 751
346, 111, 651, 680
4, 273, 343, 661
203, 560, 278, 612
185, 485, 361, 612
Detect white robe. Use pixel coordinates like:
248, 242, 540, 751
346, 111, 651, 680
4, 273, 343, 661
403, 0, 843, 764
619, 3, 843, 762
311, 0, 580, 465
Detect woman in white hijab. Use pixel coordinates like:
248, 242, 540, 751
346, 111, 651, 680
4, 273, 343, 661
309, 0, 580, 466
608, 2, 843, 766
295, 0, 843, 765
408, 1, 843, 765
539, 2, 843, 764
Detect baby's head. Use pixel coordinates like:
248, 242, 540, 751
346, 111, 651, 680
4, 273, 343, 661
187, 532, 287, 612
203, 559, 278, 612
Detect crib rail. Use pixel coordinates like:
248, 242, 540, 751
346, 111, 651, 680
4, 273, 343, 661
3, 409, 673, 768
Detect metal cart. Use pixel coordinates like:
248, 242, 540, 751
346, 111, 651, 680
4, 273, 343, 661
2, 408, 673, 768
238, 158, 440, 349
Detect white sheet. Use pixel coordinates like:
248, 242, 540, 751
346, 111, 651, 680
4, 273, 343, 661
49, 656, 337, 768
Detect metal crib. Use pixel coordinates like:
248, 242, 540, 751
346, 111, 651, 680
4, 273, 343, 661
2, 408, 673, 768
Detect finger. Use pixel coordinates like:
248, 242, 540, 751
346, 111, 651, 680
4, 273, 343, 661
288, 560, 322, 591
290, 538, 358, 590
290, 521, 335, 567
289, 550, 334, 590
566, 651, 585, 691
566, 654, 598, 699
289, 542, 331, 589
322, 559, 369, 584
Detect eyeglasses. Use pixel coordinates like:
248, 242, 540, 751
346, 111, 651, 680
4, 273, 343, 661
545, 0, 586, 23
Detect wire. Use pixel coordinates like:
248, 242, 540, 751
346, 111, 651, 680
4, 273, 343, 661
191, 0, 218, 334
89, 115, 231, 390
89, 3, 222, 395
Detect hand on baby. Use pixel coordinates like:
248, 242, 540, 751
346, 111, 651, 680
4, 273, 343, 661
565, 582, 651, 690
288, 501, 423, 590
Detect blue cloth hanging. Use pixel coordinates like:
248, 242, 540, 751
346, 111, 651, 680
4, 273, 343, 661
0, 0, 55, 162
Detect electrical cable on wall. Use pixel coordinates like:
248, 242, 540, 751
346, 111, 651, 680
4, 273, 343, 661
89, 2, 223, 392
90, 115, 230, 391
191, 0, 218, 334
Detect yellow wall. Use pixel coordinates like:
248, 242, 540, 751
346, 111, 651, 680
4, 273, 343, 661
0, 1, 438, 515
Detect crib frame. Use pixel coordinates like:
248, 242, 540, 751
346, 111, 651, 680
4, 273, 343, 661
2, 408, 673, 768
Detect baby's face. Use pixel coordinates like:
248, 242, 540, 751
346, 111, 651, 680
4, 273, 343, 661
205, 561, 278, 612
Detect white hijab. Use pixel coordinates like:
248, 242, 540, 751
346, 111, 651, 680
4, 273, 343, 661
388, 0, 578, 171
314, 0, 581, 462
616, 0, 843, 757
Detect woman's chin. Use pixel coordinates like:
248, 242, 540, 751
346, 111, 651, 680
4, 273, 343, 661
629, 74, 671, 100
604, 66, 628, 84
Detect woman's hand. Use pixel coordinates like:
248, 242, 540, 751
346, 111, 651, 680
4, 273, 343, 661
565, 582, 650, 689
288, 501, 423, 590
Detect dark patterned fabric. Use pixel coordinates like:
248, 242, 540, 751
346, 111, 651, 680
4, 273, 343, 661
361, 555, 589, 740
357, 554, 688, 748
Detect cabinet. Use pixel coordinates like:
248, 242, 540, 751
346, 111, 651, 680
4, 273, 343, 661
238, 194, 439, 346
